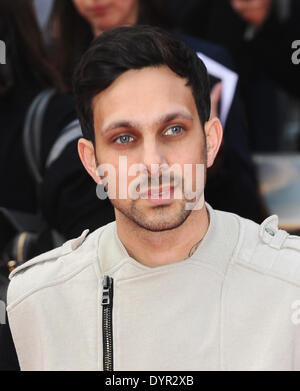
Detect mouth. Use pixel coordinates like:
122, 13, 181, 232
140, 186, 175, 204
91, 5, 110, 15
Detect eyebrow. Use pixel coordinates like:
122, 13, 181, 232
102, 111, 194, 135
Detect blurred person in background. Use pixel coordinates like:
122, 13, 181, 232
0, 0, 113, 370
0, 0, 114, 244
49, 0, 265, 223
166, 0, 300, 151
50, 0, 173, 90
0, 0, 62, 215
228, 0, 300, 151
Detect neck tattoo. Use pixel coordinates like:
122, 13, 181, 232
187, 240, 202, 259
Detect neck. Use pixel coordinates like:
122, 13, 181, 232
93, 26, 102, 37
115, 204, 210, 268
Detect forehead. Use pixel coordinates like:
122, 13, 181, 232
92, 66, 198, 130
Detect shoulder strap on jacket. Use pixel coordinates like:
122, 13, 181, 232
235, 214, 300, 286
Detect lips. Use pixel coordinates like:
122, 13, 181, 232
140, 186, 174, 200
91, 5, 109, 15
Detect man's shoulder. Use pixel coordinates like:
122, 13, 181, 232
227, 211, 300, 287
7, 222, 114, 307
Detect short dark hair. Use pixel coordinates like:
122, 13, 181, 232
73, 25, 211, 142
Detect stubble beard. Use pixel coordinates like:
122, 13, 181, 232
111, 196, 192, 232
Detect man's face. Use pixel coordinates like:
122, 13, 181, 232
91, 66, 207, 232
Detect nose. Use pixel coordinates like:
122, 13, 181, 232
141, 139, 168, 177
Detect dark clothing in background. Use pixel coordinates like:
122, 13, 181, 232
41, 138, 114, 239
168, 0, 300, 97
168, 0, 300, 151
0, 86, 38, 214
39, 94, 114, 239
0, 275, 19, 371
181, 34, 264, 222
0, 88, 114, 239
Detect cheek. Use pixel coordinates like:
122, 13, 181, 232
173, 138, 204, 165
73, 0, 88, 18
112, 0, 137, 19
114, 0, 135, 10
169, 143, 206, 186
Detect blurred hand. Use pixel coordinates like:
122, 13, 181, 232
230, 0, 272, 27
210, 82, 222, 119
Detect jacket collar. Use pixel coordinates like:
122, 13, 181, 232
96, 203, 240, 278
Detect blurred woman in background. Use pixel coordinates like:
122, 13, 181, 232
0, 0, 114, 242
0, 0, 63, 213
50, 0, 172, 90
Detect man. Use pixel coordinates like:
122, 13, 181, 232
6, 26, 300, 371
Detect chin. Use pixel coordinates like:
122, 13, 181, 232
134, 217, 190, 232
96, 18, 119, 32
114, 199, 192, 232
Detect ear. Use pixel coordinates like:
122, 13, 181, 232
77, 138, 102, 184
204, 118, 223, 168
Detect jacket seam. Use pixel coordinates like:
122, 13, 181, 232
7, 263, 93, 311
110, 260, 226, 283
92, 223, 116, 279
9, 254, 61, 280
219, 213, 244, 371
232, 260, 300, 289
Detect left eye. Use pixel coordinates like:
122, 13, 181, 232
164, 126, 183, 136
115, 135, 134, 144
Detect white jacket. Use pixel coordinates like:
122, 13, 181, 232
7, 204, 300, 371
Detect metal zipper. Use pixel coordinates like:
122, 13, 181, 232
102, 275, 114, 371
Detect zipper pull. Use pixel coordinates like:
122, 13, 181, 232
102, 275, 113, 306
